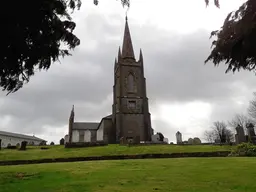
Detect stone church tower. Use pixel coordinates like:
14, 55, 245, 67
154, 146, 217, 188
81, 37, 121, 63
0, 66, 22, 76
66, 17, 153, 144
112, 17, 153, 143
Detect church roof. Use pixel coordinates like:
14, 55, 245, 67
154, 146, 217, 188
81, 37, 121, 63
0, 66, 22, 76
103, 114, 112, 120
73, 122, 99, 130
0, 130, 46, 141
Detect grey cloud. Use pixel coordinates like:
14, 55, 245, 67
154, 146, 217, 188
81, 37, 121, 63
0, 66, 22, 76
0, 12, 255, 142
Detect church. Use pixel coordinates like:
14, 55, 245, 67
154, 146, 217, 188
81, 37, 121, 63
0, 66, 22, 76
66, 17, 153, 144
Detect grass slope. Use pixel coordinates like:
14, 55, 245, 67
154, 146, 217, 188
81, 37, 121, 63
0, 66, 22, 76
0, 144, 232, 161
1, 158, 256, 192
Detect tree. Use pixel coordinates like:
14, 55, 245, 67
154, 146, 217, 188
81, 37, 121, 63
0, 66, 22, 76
248, 92, 256, 122
204, 130, 215, 143
213, 121, 234, 143
1, 0, 83, 94
60, 138, 65, 145
204, 121, 234, 143
156, 132, 164, 142
0, 0, 133, 94
50, 141, 55, 145
228, 113, 253, 133
0, 0, 237, 94
205, 0, 256, 75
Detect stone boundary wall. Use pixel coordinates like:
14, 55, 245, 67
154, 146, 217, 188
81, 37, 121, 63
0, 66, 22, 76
120, 142, 168, 146
65, 141, 107, 148
0, 151, 230, 166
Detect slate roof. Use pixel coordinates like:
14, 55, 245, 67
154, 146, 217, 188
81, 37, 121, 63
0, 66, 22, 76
73, 122, 99, 130
103, 114, 112, 120
0, 130, 46, 141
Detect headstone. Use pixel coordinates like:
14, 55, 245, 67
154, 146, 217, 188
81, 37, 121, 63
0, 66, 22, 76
193, 137, 201, 144
20, 141, 27, 151
246, 123, 256, 144
188, 138, 193, 145
235, 125, 246, 144
119, 137, 124, 145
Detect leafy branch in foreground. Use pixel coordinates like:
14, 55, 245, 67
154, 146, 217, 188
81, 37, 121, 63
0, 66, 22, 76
0, 0, 81, 94
205, 0, 256, 74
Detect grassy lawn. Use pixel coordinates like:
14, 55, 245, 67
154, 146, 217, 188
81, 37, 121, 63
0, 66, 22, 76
0, 144, 232, 161
0, 158, 256, 192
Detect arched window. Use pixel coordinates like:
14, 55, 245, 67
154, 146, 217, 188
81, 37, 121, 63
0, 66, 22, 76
128, 74, 135, 92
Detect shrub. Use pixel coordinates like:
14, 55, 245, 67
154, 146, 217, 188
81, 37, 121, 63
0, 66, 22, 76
230, 143, 256, 157
50, 142, 55, 145
65, 141, 107, 148
7, 145, 17, 149
40, 147, 49, 150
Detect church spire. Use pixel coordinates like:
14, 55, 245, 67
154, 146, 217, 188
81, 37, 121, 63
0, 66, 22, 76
68, 105, 74, 143
139, 48, 143, 62
118, 46, 122, 62
121, 16, 135, 59
114, 58, 117, 69
69, 105, 74, 120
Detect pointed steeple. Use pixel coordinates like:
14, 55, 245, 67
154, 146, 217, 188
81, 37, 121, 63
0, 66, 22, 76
122, 16, 135, 59
69, 105, 74, 120
139, 48, 143, 62
68, 105, 74, 143
114, 58, 117, 69
118, 46, 122, 62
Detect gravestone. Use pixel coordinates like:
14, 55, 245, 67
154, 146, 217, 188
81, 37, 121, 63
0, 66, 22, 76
246, 123, 256, 144
20, 141, 27, 151
235, 125, 246, 144
119, 137, 124, 145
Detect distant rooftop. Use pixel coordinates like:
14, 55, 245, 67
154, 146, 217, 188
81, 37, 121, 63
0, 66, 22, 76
0, 130, 46, 141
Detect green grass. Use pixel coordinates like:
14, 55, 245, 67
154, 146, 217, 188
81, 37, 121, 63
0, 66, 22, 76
0, 158, 256, 192
0, 144, 232, 161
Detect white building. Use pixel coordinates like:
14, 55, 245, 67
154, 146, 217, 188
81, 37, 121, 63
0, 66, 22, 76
176, 131, 182, 144
0, 130, 46, 148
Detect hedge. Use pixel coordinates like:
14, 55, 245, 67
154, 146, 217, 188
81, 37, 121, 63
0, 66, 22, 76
0, 151, 230, 166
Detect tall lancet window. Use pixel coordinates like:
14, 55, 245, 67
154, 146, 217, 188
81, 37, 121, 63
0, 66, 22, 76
128, 73, 135, 92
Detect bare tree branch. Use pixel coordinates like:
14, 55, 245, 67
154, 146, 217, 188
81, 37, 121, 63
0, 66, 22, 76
248, 92, 256, 121
228, 113, 253, 134
206, 121, 234, 143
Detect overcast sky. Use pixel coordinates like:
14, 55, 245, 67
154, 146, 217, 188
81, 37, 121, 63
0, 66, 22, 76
0, 0, 253, 143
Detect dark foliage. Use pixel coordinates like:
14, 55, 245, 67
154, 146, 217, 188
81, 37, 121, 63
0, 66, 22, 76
50, 142, 55, 145
6, 145, 17, 149
40, 147, 50, 150
230, 143, 256, 157
0, 151, 230, 166
156, 132, 164, 141
205, 121, 234, 143
60, 138, 65, 145
205, 0, 256, 74
39, 141, 47, 146
65, 141, 107, 148
1, 0, 81, 94
20, 141, 27, 151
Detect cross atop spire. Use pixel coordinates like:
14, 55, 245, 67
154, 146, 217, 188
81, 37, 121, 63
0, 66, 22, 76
121, 16, 135, 59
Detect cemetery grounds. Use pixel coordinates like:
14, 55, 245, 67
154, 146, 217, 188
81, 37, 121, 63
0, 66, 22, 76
1, 145, 256, 192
